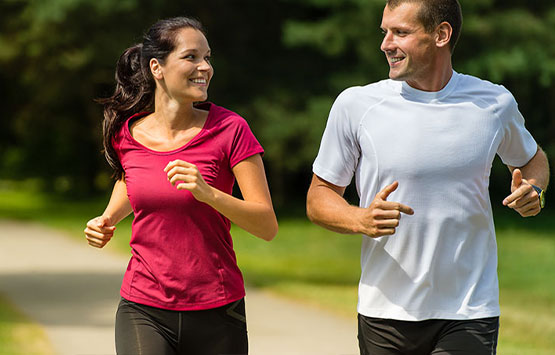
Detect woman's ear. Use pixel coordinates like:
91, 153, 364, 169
436, 22, 452, 49
150, 58, 163, 80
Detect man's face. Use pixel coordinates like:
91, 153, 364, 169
380, 2, 438, 89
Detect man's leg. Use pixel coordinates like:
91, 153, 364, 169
358, 314, 439, 355
432, 317, 499, 355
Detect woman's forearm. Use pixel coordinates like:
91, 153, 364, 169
102, 179, 133, 225
206, 188, 277, 241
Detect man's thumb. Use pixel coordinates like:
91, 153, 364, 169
378, 181, 399, 201
512, 169, 523, 188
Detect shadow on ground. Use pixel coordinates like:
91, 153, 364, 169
0, 271, 123, 327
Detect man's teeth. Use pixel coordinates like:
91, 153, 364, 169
191, 78, 206, 84
391, 57, 404, 63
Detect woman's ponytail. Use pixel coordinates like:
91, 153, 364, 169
98, 43, 154, 178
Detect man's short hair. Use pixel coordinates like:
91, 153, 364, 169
386, 0, 462, 53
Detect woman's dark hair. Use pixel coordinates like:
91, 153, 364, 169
98, 17, 205, 178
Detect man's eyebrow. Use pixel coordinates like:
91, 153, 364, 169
383, 24, 414, 32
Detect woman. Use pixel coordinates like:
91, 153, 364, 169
84, 17, 278, 355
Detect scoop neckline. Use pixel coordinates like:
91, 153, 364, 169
124, 102, 214, 155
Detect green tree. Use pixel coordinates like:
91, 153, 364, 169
1, 0, 553, 206
0, 0, 313, 198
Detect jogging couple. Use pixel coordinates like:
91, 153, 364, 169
85, 1, 549, 354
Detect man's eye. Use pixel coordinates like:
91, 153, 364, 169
204, 56, 211, 62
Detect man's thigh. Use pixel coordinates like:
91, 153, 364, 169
432, 317, 499, 355
358, 314, 499, 355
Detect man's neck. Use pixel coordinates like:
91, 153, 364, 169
406, 58, 453, 92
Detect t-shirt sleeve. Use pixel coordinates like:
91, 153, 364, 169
111, 123, 126, 163
313, 89, 361, 187
229, 117, 264, 168
496, 90, 537, 167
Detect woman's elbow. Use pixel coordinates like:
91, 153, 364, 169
263, 218, 279, 241
259, 212, 278, 241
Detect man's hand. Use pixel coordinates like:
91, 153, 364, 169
502, 168, 541, 217
357, 181, 414, 238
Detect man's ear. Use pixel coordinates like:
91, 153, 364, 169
150, 58, 163, 80
436, 22, 452, 49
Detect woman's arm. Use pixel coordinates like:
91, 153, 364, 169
84, 178, 133, 248
165, 154, 278, 241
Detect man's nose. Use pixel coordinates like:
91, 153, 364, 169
380, 32, 394, 52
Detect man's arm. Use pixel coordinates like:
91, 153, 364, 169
503, 146, 550, 217
306, 174, 413, 237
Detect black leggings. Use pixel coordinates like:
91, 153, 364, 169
358, 314, 499, 355
115, 297, 248, 355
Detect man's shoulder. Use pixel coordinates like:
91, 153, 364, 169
455, 72, 514, 100
335, 79, 398, 108
453, 72, 520, 119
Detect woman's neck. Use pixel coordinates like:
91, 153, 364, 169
151, 92, 201, 139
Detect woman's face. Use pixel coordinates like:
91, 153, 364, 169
154, 27, 213, 103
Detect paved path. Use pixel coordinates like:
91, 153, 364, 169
0, 220, 359, 355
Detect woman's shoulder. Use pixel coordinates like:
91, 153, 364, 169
201, 102, 251, 130
112, 112, 151, 147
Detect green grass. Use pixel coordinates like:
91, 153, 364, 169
0, 181, 554, 353
0, 294, 54, 355
233, 219, 361, 316
493, 212, 555, 355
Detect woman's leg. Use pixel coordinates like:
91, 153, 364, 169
178, 298, 249, 355
115, 298, 178, 355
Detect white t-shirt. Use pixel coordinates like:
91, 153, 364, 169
313, 71, 537, 321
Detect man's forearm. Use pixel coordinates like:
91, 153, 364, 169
511, 147, 550, 190
306, 176, 363, 234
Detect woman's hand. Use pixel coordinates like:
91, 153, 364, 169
84, 215, 116, 248
164, 160, 215, 203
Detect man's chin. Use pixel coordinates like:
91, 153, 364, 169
388, 69, 408, 82
389, 74, 404, 81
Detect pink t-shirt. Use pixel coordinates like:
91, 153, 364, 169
113, 102, 264, 311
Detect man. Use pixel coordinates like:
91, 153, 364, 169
306, 0, 550, 354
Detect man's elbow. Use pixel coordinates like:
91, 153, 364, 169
306, 195, 320, 225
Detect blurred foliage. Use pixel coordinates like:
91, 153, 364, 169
0, 0, 553, 206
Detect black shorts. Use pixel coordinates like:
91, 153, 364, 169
115, 297, 248, 355
358, 314, 499, 355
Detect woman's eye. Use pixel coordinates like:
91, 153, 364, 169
204, 56, 211, 62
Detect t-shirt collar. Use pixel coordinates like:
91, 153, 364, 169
400, 70, 459, 102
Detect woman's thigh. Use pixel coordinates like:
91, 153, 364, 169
115, 298, 178, 355
179, 298, 248, 355
115, 297, 248, 355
